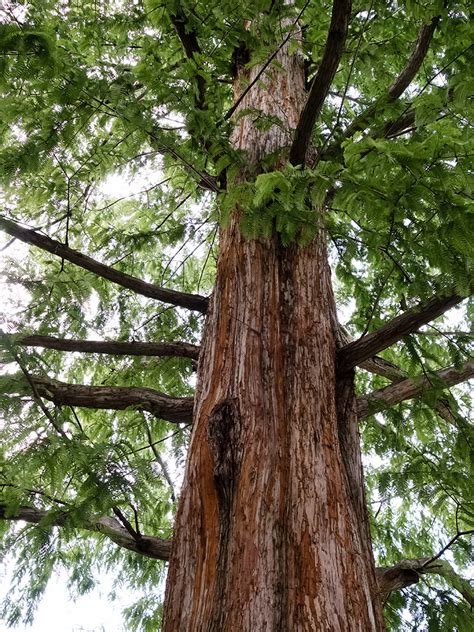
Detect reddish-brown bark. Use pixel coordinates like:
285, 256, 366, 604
163, 18, 385, 632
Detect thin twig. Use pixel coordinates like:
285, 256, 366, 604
422, 530, 474, 568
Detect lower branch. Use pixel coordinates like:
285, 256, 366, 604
344, 330, 466, 428
357, 361, 474, 419
0, 504, 171, 561
4, 373, 194, 423
3, 504, 471, 607
376, 557, 474, 608
338, 292, 465, 374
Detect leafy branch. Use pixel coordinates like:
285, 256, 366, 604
337, 291, 466, 374
356, 361, 474, 419
0, 216, 209, 313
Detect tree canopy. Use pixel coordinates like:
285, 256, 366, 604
0, 1, 472, 630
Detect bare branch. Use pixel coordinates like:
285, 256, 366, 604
357, 361, 474, 419
112, 506, 140, 541
422, 529, 474, 569
0, 216, 208, 313
0, 503, 171, 561
9, 374, 194, 423
289, 0, 352, 166
338, 292, 465, 374
13, 334, 200, 360
144, 419, 176, 502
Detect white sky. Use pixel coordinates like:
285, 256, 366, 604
0, 568, 132, 632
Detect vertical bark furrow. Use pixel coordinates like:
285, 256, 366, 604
207, 398, 241, 630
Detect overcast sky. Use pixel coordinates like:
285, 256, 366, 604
0, 566, 135, 632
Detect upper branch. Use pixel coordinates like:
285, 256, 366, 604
13, 334, 200, 360
0, 503, 171, 561
289, 0, 352, 166
0, 216, 209, 313
322, 15, 439, 158
387, 16, 440, 101
14, 374, 194, 423
338, 292, 465, 374
170, 9, 206, 110
357, 361, 474, 419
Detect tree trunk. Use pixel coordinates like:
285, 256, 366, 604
163, 21, 385, 631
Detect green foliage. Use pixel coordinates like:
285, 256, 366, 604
0, 0, 472, 630
220, 165, 330, 244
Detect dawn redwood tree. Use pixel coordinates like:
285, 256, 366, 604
0, 0, 472, 630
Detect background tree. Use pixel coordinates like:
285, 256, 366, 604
0, 0, 472, 630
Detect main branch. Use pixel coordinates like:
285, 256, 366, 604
170, 9, 206, 110
11, 374, 194, 423
338, 292, 465, 373
12, 333, 200, 360
322, 16, 439, 158
0, 216, 208, 313
357, 361, 474, 419
289, 0, 352, 166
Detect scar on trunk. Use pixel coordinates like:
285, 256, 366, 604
207, 398, 241, 513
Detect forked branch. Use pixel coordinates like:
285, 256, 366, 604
0, 216, 208, 313
349, 341, 466, 428
0, 504, 171, 561
289, 0, 352, 166
322, 16, 439, 158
